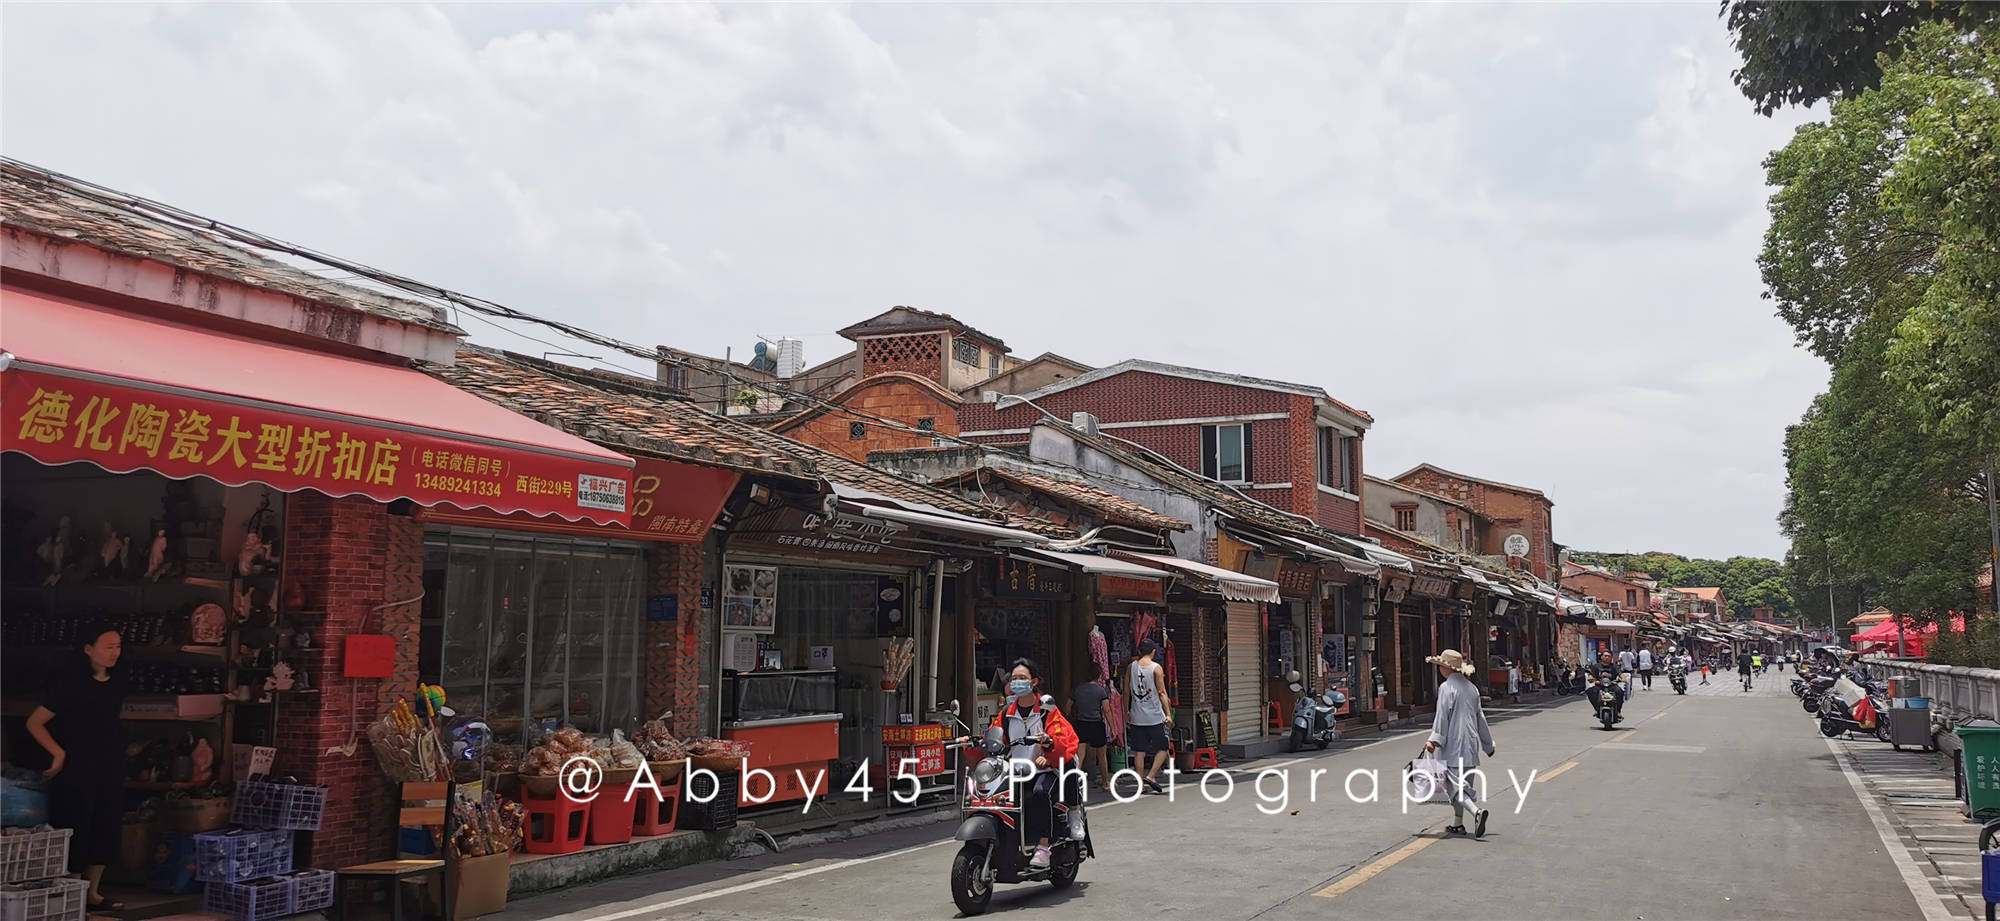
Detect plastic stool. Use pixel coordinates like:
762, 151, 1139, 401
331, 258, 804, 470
524, 793, 590, 855
634, 781, 682, 836
588, 786, 638, 845
1184, 748, 1220, 770
1267, 701, 1285, 732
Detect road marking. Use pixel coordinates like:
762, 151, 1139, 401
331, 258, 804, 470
1259, 757, 1307, 771
1538, 760, 1580, 782
1312, 833, 1442, 899
1597, 743, 1708, 754
1825, 738, 1959, 921
1609, 730, 1637, 743
540, 838, 956, 921
1649, 711, 1669, 721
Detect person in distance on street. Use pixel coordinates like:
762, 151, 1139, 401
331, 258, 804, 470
1423, 649, 1495, 838
1737, 647, 1755, 691
1124, 640, 1173, 795
1586, 652, 1624, 722
1068, 662, 1115, 793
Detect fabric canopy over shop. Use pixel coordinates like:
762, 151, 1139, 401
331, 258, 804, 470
1, 288, 636, 525
1593, 619, 1638, 630
1274, 535, 1381, 579
1119, 551, 1281, 603
1024, 548, 1168, 580
829, 482, 1052, 545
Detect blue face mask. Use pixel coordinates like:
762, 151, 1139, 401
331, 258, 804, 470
1009, 678, 1034, 697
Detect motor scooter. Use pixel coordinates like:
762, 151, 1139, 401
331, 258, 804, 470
1817, 676, 1891, 742
938, 698, 1092, 916
1286, 670, 1348, 752
1667, 659, 1688, 695
1588, 672, 1625, 730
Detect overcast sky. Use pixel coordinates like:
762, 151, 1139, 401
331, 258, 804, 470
1, 3, 1826, 560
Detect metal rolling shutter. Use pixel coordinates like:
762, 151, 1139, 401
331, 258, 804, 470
1225, 601, 1263, 743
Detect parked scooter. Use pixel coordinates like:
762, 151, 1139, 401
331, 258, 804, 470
1554, 661, 1586, 696
1287, 671, 1347, 753
1817, 676, 1891, 742
943, 698, 1093, 916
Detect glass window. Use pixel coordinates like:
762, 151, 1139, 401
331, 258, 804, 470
1202, 424, 1250, 483
421, 529, 643, 745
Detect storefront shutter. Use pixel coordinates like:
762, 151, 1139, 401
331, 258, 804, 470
1225, 601, 1263, 743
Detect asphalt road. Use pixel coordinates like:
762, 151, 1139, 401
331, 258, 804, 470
502, 672, 1933, 921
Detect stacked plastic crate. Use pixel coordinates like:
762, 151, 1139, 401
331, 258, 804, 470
197, 781, 331, 921
0, 827, 85, 921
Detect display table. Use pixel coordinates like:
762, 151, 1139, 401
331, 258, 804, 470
720, 713, 841, 806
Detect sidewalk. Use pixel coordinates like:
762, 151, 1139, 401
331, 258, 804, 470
1830, 734, 1983, 920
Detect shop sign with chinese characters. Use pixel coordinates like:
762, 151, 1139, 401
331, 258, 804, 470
3, 367, 632, 525
989, 557, 1072, 601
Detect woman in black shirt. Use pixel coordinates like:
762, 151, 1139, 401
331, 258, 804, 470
26, 627, 128, 912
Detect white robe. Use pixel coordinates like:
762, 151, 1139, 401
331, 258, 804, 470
1427, 672, 1495, 770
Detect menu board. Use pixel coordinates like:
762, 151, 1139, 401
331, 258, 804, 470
724, 563, 778, 634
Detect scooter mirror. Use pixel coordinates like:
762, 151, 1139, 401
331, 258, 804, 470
1285, 670, 1302, 684
1288, 683, 1303, 694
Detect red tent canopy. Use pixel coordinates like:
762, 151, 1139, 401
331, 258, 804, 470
1853, 615, 1968, 657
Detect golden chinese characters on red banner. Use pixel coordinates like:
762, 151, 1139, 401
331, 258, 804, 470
3, 369, 633, 526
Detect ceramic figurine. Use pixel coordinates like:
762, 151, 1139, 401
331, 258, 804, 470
265, 661, 296, 693
236, 531, 268, 577
190, 739, 215, 784
232, 583, 253, 623
189, 604, 225, 645
97, 522, 128, 575
144, 529, 168, 581
37, 516, 70, 585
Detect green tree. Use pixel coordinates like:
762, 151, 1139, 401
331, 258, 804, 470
1721, 1, 2000, 115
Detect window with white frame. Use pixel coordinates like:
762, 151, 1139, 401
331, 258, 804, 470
1201, 423, 1251, 483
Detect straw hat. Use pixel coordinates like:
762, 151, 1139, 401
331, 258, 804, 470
1426, 649, 1477, 676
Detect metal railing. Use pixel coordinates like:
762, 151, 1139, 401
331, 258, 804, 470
1863, 656, 2000, 744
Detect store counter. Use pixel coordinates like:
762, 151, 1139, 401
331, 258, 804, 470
720, 713, 841, 805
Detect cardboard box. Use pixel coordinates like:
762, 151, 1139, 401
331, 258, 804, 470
449, 852, 509, 921
156, 797, 232, 833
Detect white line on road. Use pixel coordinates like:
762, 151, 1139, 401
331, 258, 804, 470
1825, 738, 1959, 921
542, 838, 956, 921
1596, 743, 1708, 754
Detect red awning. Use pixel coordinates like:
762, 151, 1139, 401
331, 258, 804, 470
1, 287, 634, 525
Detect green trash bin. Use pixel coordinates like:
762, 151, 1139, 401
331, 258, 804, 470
1956, 719, 2000, 821
1108, 746, 1127, 774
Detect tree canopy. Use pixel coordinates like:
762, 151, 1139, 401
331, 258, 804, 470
1721, 1, 2000, 115
1568, 551, 1798, 622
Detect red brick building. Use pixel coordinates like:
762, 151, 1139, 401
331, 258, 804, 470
770, 372, 963, 462
1561, 562, 1652, 613
958, 360, 1374, 535
1392, 463, 1557, 579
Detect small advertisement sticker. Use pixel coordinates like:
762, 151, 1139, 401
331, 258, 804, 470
577, 473, 629, 512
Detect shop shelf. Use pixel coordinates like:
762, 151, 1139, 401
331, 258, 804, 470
202, 877, 294, 921
0, 876, 86, 921
232, 782, 327, 832
193, 828, 293, 883
0, 828, 70, 884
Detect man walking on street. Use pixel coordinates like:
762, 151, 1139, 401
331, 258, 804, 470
1636, 646, 1655, 690
1125, 641, 1173, 795
1619, 646, 1637, 696
1425, 650, 1495, 838
1737, 647, 1754, 691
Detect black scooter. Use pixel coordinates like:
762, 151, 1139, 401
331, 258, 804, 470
1667, 660, 1688, 695
945, 700, 1092, 915
1588, 674, 1625, 730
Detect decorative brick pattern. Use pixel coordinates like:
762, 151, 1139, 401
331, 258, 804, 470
276, 493, 424, 870
860, 334, 943, 383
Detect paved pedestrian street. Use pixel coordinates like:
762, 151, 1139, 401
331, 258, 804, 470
492, 684, 1965, 921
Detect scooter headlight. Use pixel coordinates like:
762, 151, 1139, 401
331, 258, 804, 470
972, 757, 1006, 785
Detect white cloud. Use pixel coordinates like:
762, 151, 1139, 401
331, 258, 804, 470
0, 1, 1829, 558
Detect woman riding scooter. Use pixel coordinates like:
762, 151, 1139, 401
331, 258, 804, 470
987, 659, 1080, 870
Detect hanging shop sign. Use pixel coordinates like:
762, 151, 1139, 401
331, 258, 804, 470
1410, 575, 1452, 598
727, 505, 927, 566
1382, 575, 1412, 604
1241, 554, 1280, 584
1097, 574, 1165, 603
988, 557, 1073, 602
3, 366, 633, 526
1276, 561, 1318, 598
417, 457, 737, 542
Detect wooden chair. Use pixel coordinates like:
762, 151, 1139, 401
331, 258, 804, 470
335, 782, 453, 921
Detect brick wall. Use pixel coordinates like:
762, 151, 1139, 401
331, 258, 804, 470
957, 370, 1365, 530
1395, 469, 1553, 578
644, 540, 708, 737
276, 493, 423, 870
781, 374, 961, 463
